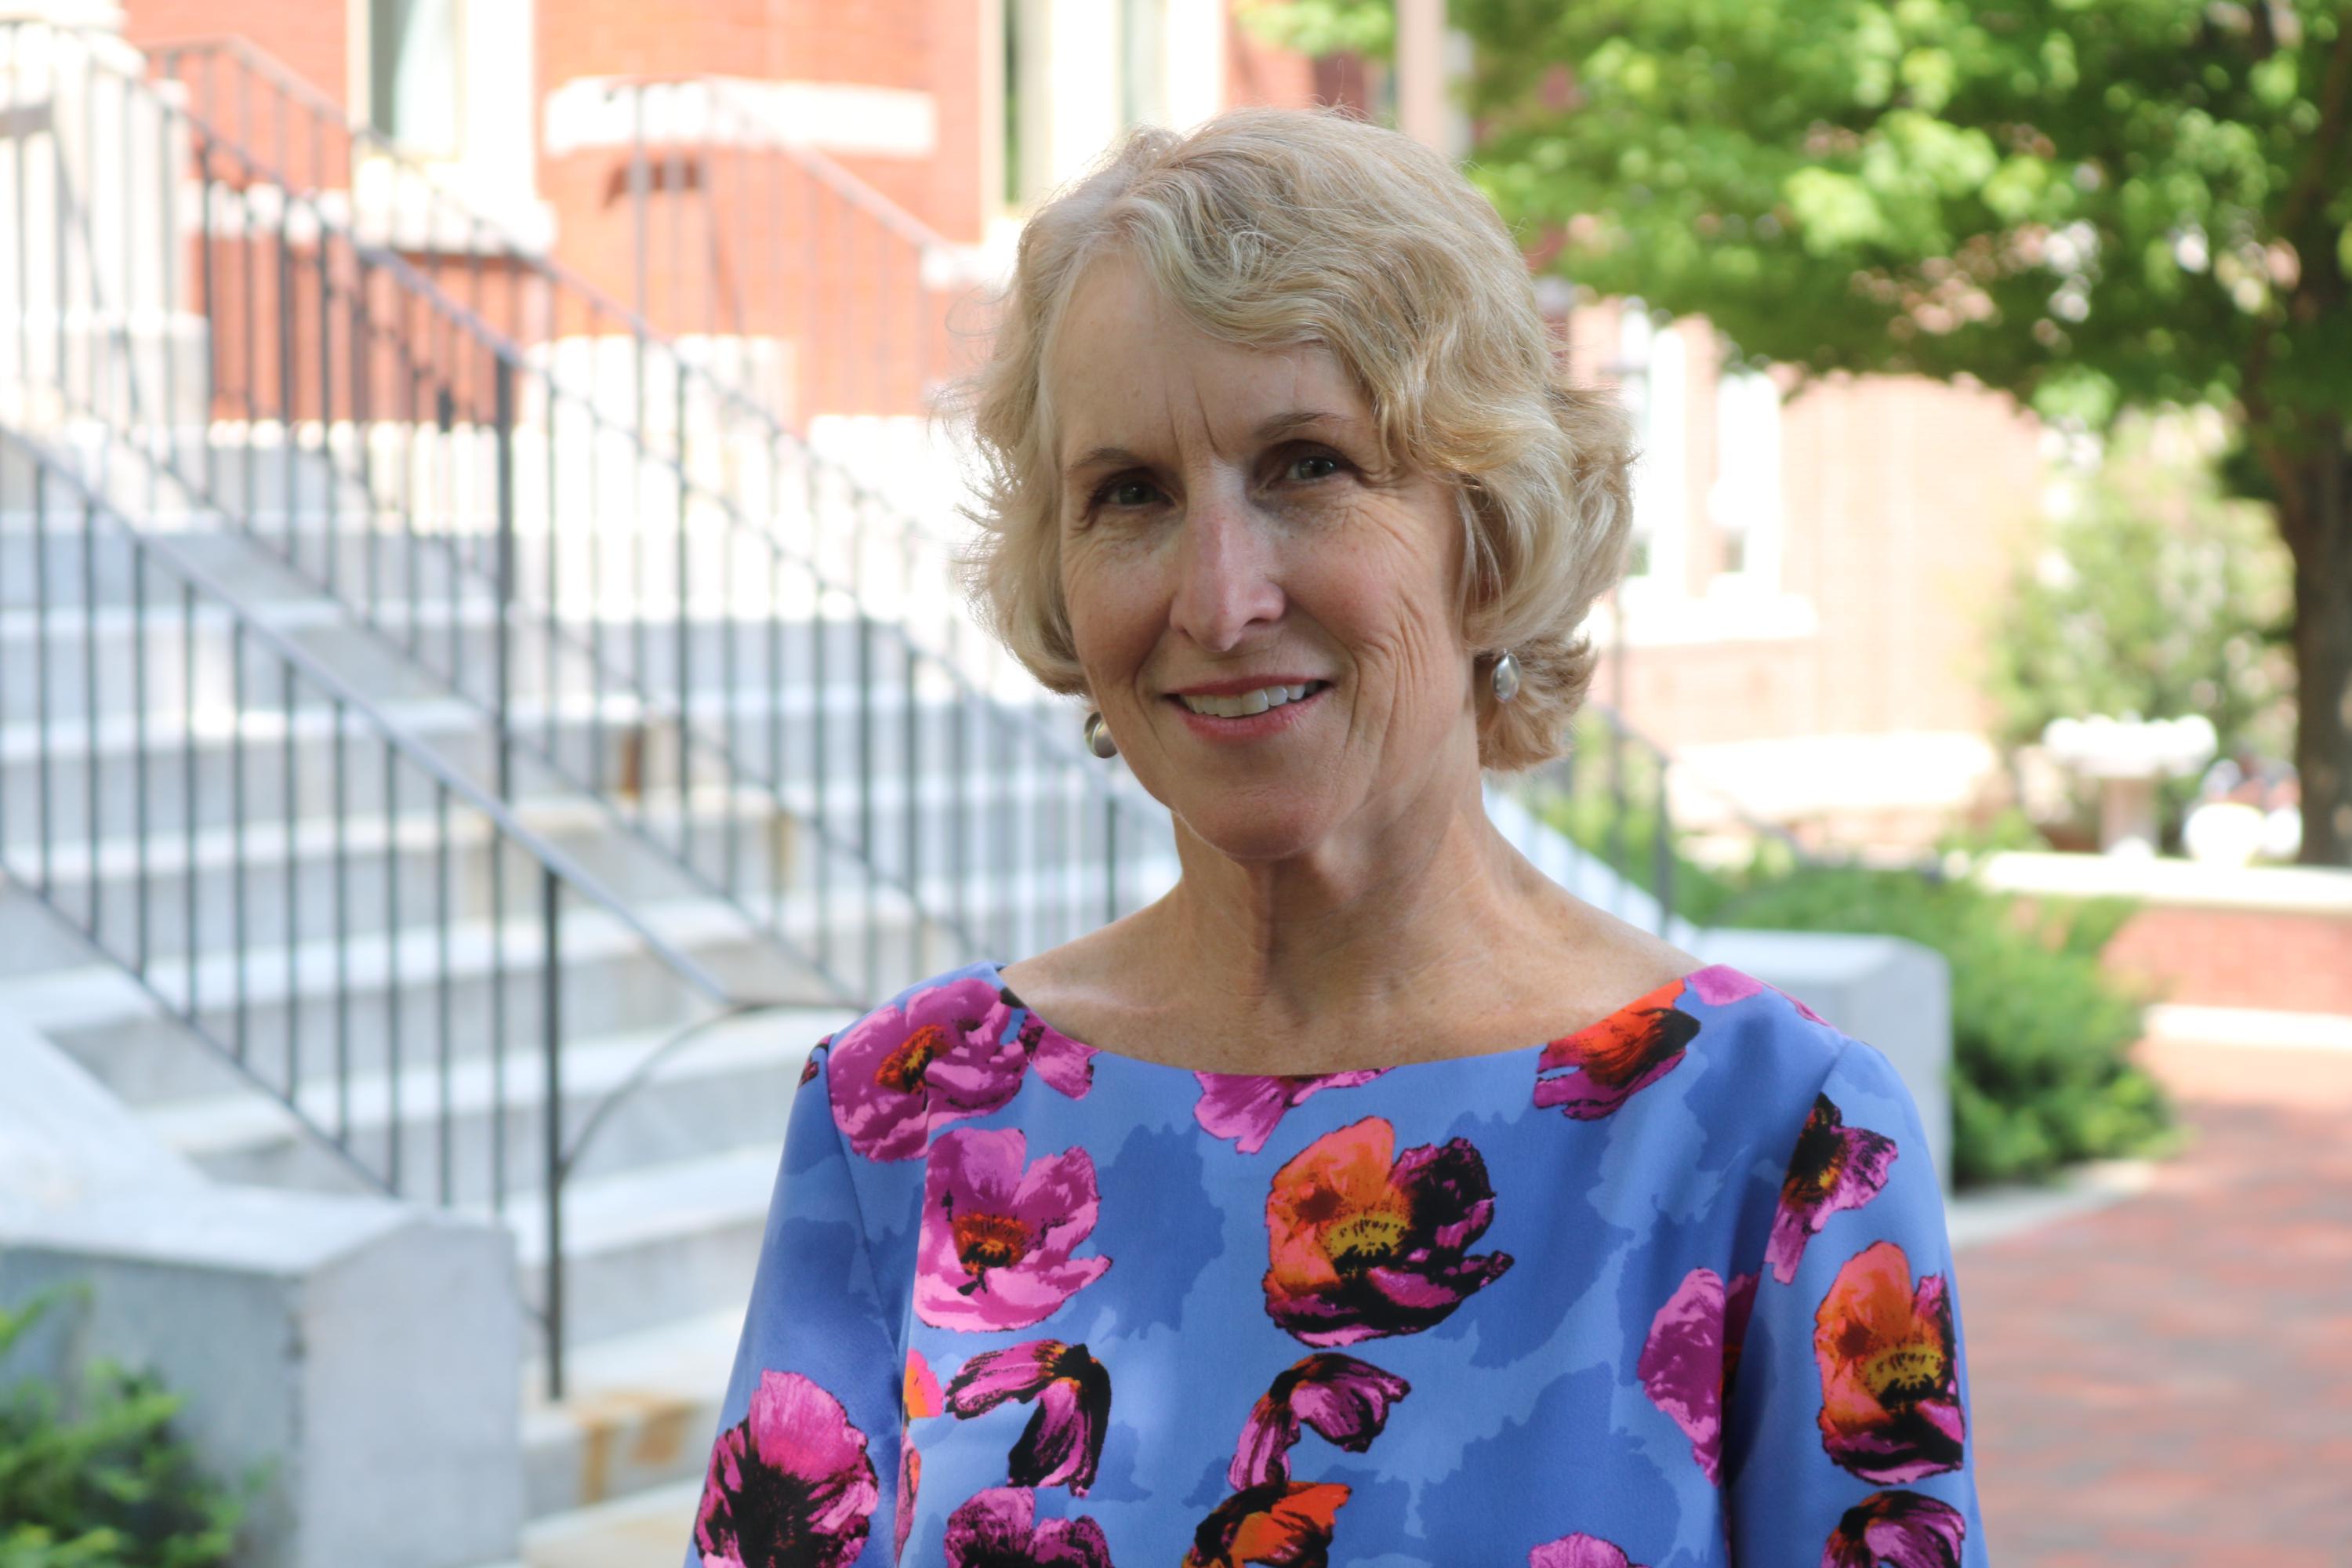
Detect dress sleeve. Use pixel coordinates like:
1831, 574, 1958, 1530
1722, 1036, 1990, 1568
684, 1043, 909, 1567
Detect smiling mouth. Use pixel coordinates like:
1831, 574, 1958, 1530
1168, 680, 1333, 719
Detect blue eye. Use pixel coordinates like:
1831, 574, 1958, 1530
1288, 452, 1341, 481
1091, 475, 1160, 510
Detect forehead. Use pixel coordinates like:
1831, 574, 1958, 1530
1045, 254, 1367, 465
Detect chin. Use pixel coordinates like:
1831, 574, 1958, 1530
1171, 791, 1345, 865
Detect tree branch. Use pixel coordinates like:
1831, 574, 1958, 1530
2278, 16, 2352, 244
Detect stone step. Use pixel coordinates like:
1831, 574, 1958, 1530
4, 814, 1152, 1111
0, 667, 1098, 848
510, 1479, 704, 1568
0, 593, 946, 724
0, 786, 801, 978
144, 1004, 845, 1206
521, 1308, 741, 1519
5, 893, 790, 1107
506, 1144, 782, 1348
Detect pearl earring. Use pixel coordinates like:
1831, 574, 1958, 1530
1083, 710, 1118, 758
1490, 649, 1522, 703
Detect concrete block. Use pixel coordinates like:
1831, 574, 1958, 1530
0, 1183, 524, 1568
0, 1012, 201, 1225
1690, 928, 1955, 1192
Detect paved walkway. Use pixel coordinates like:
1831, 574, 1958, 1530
1961, 1036, 2352, 1566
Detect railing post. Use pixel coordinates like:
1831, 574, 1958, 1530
493, 354, 516, 800
540, 864, 566, 1403
1653, 755, 1675, 935
674, 363, 691, 863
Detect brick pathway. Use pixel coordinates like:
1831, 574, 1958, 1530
1960, 1038, 2352, 1566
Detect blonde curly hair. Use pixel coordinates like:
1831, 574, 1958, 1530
953, 106, 1635, 772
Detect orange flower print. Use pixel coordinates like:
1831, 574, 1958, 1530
1813, 1242, 1965, 1483
1534, 980, 1700, 1120
1185, 1481, 1351, 1568
1263, 1116, 1515, 1347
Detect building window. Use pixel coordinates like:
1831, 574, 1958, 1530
369, 0, 463, 156
1709, 361, 1784, 590
1616, 302, 1687, 592
1122, 0, 1168, 128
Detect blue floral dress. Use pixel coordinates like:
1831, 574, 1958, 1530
685, 959, 1987, 1568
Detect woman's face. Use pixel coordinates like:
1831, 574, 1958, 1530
1047, 256, 1480, 865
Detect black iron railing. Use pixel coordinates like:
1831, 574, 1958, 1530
5, 18, 1172, 1014
0, 425, 765, 1396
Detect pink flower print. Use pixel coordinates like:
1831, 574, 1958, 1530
1230, 1352, 1412, 1489
1637, 1266, 1759, 1485
829, 978, 1031, 1160
916, 1128, 1112, 1332
1193, 1069, 1389, 1154
895, 1445, 921, 1560
692, 1369, 879, 1568
1769, 1095, 1900, 1284
1686, 965, 1829, 1025
999, 1000, 1100, 1099
942, 1486, 1115, 1568
1529, 1534, 1646, 1568
1822, 1490, 1968, 1568
945, 1341, 1112, 1495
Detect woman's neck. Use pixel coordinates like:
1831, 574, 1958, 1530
1071, 768, 1670, 1076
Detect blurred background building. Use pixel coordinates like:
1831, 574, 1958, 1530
116, 0, 2058, 855
1, 2, 2342, 1565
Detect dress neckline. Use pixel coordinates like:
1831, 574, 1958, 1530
981, 956, 1748, 1079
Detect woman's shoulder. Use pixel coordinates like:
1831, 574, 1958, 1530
807, 958, 1099, 1166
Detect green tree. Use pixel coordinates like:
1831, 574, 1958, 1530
1987, 407, 2296, 844
1434, 0, 2352, 863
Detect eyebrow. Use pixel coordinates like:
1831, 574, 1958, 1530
1060, 409, 1359, 482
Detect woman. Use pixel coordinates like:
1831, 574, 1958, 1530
688, 108, 1984, 1568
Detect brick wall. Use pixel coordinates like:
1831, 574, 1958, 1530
125, 0, 348, 114
2102, 906, 2352, 1014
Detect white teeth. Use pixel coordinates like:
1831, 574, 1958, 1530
1178, 682, 1318, 718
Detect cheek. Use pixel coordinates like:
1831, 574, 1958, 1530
1313, 509, 1465, 688
1061, 541, 1160, 681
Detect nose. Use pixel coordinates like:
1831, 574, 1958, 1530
1167, 484, 1285, 654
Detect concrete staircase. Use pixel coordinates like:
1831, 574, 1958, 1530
0, 434, 1185, 1534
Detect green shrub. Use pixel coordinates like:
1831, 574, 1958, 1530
1702, 862, 2176, 1186
1530, 784, 2176, 1185
0, 1289, 249, 1568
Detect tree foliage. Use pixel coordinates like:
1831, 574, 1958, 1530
1236, 0, 1396, 60
1459, 0, 2345, 423
1449, 0, 2352, 862
0, 1290, 248, 1568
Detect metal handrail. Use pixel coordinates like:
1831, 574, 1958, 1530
590, 72, 959, 252
0, 424, 755, 1397
141, 34, 985, 607
16, 29, 1154, 1009
137, 35, 1086, 764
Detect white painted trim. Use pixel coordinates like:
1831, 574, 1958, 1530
1619, 306, 1688, 594
2144, 1004, 2352, 1053
1160, 0, 1225, 129
543, 76, 938, 160
1584, 585, 1818, 648
1708, 361, 1783, 591
1975, 849, 2352, 915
